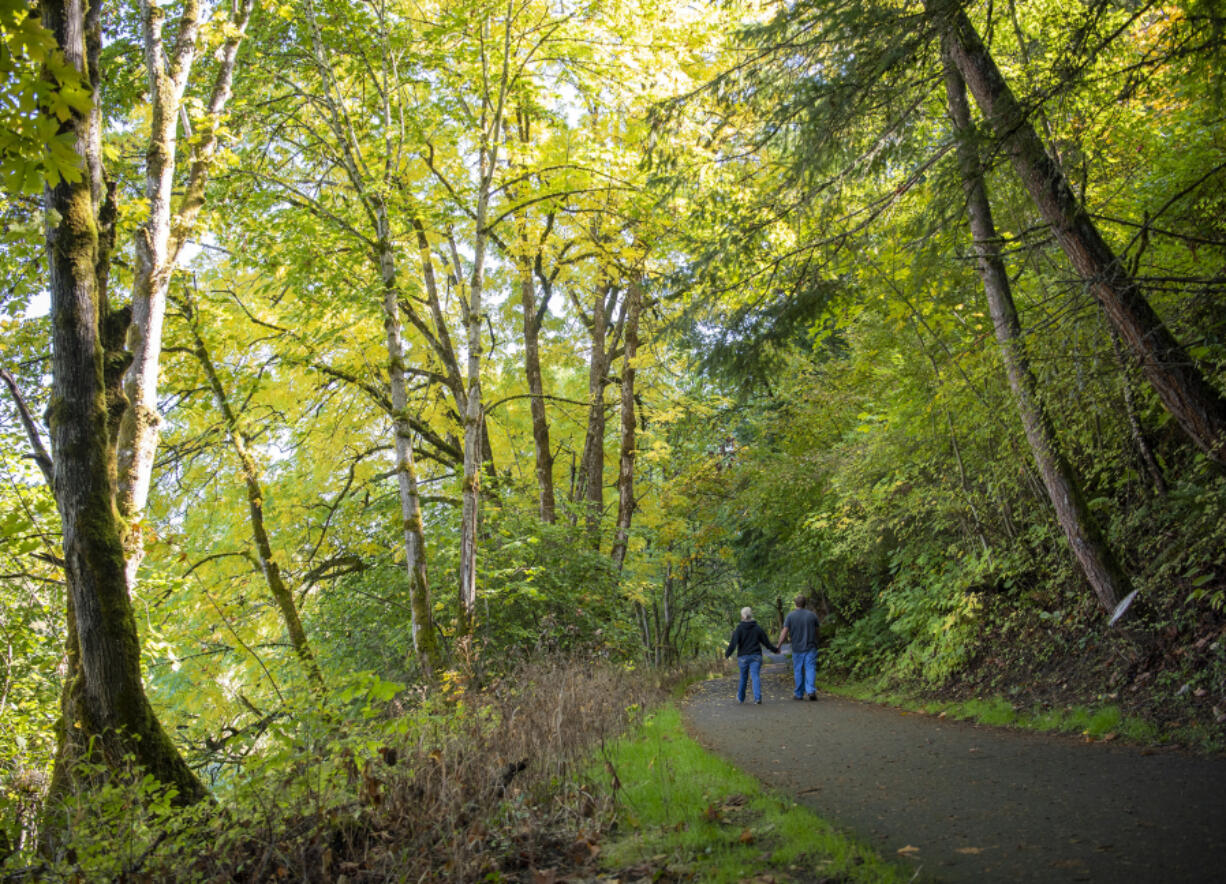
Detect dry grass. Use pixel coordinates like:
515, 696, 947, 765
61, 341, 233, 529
115, 656, 664, 883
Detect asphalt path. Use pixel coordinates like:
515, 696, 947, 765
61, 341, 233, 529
682, 658, 1226, 882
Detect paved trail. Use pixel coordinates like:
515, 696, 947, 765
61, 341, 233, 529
683, 661, 1226, 882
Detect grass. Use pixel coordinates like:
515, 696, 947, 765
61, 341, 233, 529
593, 705, 909, 884
825, 678, 1169, 745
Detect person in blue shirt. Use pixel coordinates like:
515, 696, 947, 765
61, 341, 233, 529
778, 595, 821, 700
725, 607, 780, 704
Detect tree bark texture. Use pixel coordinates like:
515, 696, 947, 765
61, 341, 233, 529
574, 283, 624, 545
943, 49, 1131, 613
186, 306, 325, 690
611, 279, 642, 571
304, 0, 442, 674
41, 0, 204, 819
460, 249, 484, 627
575, 285, 607, 539
378, 210, 443, 676
409, 219, 499, 477
115, 0, 253, 588
931, 0, 1226, 468
458, 18, 511, 628
520, 255, 556, 523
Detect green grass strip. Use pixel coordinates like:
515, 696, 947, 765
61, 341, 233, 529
594, 705, 908, 883
822, 678, 1198, 748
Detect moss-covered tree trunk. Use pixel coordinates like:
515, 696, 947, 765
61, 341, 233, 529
943, 49, 1131, 615
41, 0, 205, 829
930, 0, 1226, 468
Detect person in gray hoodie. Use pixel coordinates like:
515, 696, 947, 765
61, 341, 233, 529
725, 607, 780, 704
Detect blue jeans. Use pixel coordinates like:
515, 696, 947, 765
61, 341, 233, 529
792, 648, 818, 697
737, 653, 763, 702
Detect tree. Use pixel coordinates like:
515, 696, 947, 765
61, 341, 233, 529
611, 277, 643, 571
115, 0, 255, 586
285, 0, 445, 674
928, 0, 1226, 468
38, 0, 204, 818
942, 44, 1131, 614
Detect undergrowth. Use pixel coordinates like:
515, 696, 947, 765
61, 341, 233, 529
823, 574, 1226, 753
3, 657, 662, 882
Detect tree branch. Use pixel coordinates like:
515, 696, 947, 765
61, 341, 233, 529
1, 368, 53, 487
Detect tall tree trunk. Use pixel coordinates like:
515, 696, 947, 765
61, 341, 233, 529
378, 209, 444, 676
459, 272, 483, 629
41, 0, 203, 823
457, 5, 512, 631
506, 110, 555, 523
575, 283, 621, 545
520, 255, 556, 522
611, 279, 642, 570
184, 301, 325, 691
114, 0, 201, 559
409, 217, 498, 478
931, 0, 1226, 467
115, 0, 253, 586
943, 49, 1131, 614
304, 0, 442, 675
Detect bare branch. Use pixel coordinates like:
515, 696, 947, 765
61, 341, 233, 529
1, 368, 53, 487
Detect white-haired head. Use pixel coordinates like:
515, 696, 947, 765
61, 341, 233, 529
740, 606, 752, 620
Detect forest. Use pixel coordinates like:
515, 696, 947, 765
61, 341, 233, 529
1, 0, 1224, 878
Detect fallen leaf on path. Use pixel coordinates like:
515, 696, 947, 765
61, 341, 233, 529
897, 845, 920, 856
1051, 858, 1088, 869
566, 837, 600, 864
1102, 732, 1118, 742
955, 847, 984, 855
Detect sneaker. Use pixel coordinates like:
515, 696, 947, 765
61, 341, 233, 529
792, 695, 804, 701
806, 693, 818, 701
754, 699, 762, 704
